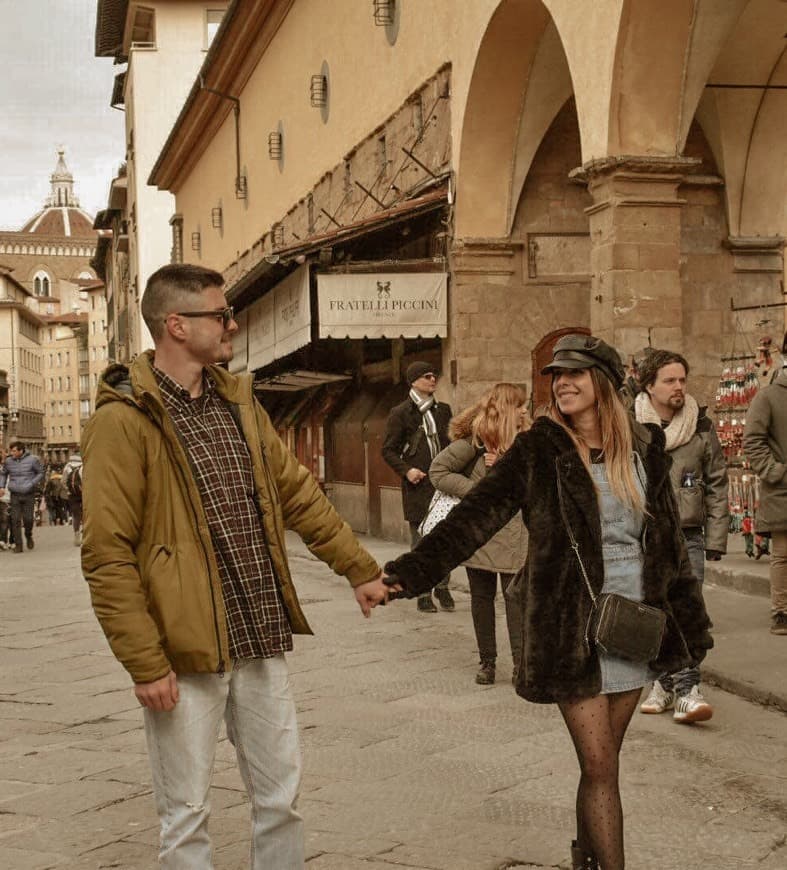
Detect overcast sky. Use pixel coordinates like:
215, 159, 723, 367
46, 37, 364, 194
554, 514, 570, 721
0, 1, 126, 230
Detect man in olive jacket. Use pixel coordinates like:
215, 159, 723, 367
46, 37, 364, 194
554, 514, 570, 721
744, 337, 787, 635
382, 361, 453, 612
635, 349, 728, 724
81, 264, 389, 869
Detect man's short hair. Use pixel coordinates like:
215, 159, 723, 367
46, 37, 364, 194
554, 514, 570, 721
8, 440, 24, 451
141, 264, 225, 341
636, 349, 690, 391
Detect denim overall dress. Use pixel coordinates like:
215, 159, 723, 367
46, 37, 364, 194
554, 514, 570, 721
590, 454, 654, 694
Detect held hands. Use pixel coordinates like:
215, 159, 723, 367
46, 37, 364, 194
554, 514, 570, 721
406, 468, 426, 485
354, 571, 404, 617
134, 671, 179, 712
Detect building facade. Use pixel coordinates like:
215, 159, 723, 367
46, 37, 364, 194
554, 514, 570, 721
0, 151, 107, 460
95, 0, 230, 354
0, 268, 44, 452
98, 0, 785, 539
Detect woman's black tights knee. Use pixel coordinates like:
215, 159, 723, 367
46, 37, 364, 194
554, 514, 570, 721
558, 689, 641, 870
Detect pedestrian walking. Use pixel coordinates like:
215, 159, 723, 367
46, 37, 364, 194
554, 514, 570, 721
428, 383, 528, 685
0, 483, 10, 551
62, 451, 83, 546
382, 334, 713, 870
744, 336, 787, 634
0, 440, 44, 553
81, 263, 389, 869
382, 360, 455, 613
44, 468, 68, 526
634, 349, 728, 723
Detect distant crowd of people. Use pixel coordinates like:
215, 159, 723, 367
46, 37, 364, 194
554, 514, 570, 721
0, 444, 83, 551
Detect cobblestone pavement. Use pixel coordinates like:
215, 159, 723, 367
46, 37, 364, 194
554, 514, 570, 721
0, 525, 785, 869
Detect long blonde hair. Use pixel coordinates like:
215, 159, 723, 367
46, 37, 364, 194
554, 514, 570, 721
547, 368, 644, 512
449, 383, 530, 453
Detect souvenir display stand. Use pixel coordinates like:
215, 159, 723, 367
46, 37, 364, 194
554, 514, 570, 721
715, 323, 783, 536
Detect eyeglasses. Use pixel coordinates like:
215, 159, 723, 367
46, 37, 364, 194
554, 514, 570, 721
171, 306, 235, 328
420, 373, 437, 381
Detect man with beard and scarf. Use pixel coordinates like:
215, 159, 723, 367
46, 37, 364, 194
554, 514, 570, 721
634, 349, 728, 724
382, 361, 454, 612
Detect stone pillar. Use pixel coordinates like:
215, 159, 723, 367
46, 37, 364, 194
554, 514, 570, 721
570, 155, 700, 356
448, 238, 526, 410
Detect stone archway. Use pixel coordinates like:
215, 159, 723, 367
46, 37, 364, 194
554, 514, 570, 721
454, 0, 573, 240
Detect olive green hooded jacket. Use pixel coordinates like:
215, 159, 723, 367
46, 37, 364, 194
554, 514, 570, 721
81, 352, 381, 684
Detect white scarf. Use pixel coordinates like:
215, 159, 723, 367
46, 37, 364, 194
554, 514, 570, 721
635, 391, 699, 451
410, 388, 441, 459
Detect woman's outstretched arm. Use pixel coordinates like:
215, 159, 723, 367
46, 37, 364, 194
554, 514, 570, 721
385, 434, 530, 595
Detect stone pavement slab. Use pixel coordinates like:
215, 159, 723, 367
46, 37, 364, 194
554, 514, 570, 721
0, 524, 785, 869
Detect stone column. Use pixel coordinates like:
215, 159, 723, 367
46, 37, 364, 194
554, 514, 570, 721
570, 155, 700, 355
448, 238, 526, 410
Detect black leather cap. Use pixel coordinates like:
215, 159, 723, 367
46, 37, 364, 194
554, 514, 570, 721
541, 334, 626, 389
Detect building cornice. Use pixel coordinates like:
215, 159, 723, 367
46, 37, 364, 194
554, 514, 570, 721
149, 0, 295, 192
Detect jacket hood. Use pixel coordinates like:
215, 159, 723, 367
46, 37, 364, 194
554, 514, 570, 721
95, 351, 254, 412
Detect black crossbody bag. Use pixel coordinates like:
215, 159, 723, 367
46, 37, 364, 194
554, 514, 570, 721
556, 466, 666, 663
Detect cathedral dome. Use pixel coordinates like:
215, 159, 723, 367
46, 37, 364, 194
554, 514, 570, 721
19, 148, 95, 238
21, 207, 95, 237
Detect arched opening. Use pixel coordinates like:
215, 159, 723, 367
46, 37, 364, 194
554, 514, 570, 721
33, 271, 51, 297
455, 0, 575, 240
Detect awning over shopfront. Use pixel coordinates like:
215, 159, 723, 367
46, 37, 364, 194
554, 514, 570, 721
245, 264, 310, 371
317, 272, 447, 339
229, 309, 248, 374
254, 370, 352, 392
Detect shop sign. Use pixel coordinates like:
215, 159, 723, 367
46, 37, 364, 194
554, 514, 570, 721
229, 308, 248, 373
246, 264, 310, 370
247, 291, 275, 370
274, 265, 311, 358
317, 272, 447, 339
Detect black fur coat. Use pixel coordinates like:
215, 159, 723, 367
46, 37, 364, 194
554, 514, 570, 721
385, 417, 713, 704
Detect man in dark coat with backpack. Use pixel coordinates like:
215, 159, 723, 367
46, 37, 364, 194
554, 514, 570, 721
62, 451, 83, 547
382, 361, 454, 612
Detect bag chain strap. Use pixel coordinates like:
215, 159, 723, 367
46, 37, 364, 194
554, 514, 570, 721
555, 460, 597, 651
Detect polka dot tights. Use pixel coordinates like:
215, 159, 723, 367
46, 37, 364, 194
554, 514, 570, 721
558, 688, 641, 870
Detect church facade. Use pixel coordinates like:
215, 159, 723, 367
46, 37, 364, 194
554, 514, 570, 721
0, 151, 107, 460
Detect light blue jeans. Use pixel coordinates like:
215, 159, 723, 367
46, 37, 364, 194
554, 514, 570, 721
658, 529, 705, 697
143, 655, 303, 869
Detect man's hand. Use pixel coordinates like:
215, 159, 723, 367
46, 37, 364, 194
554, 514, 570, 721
405, 468, 426, 485
354, 572, 402, 617
705, 550, 723, 561
0, 488, 5, 497
134, 671, 179, 712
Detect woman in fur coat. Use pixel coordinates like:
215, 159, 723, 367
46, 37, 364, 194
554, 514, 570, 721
428, 383, 529, 685
384, 335, 713, 870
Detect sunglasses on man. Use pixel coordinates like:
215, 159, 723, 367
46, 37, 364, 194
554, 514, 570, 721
170, 306, 235, 328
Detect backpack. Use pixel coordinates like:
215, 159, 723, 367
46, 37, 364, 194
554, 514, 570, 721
66, 466, 82, 500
